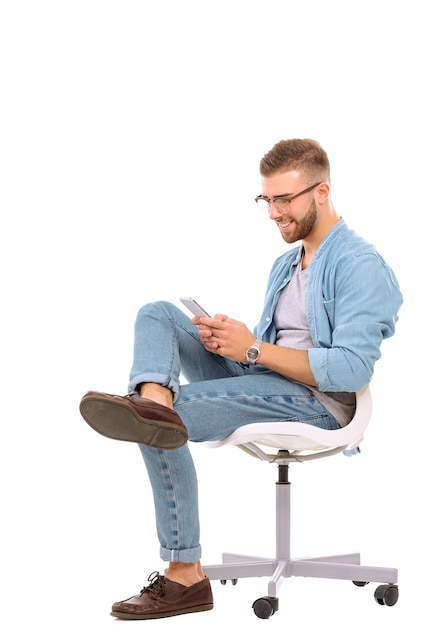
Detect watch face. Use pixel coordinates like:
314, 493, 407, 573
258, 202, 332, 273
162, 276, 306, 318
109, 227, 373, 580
247, 347, 259, 360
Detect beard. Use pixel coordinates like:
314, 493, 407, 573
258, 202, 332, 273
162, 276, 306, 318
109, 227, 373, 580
280, 199, 318, 244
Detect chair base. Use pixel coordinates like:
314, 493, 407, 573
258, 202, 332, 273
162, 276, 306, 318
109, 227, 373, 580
203, 461, 398, 616
204, 552, 399, 618
204, 551, 398, 596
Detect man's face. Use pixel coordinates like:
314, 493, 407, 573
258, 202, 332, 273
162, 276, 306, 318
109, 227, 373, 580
261, 171, 319, 244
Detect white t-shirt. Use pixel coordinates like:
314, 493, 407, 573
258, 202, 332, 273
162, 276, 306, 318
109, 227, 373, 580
274, 261, 355, 427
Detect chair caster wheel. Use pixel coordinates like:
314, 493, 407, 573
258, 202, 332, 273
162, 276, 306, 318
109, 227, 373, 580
374, 584, 399, 606
353, 580, 369, 587
252, 596, 278, 619
220, 578, 238, 586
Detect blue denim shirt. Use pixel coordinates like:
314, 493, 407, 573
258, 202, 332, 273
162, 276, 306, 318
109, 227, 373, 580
253, 219, 403, 392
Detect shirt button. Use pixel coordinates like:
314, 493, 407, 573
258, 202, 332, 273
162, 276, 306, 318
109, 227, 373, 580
266, 317, 271, 321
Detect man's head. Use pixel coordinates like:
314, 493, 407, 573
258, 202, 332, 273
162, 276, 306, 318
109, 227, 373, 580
257, 139, 337, 247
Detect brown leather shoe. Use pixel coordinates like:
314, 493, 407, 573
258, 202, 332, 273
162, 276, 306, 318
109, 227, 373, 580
79, 392, 188, 449
111, 571, 214, 619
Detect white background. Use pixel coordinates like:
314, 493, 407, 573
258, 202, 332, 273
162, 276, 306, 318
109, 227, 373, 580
1, 1, 426, 624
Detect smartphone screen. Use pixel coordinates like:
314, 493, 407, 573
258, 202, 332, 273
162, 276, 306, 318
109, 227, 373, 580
179, 297, 211, 317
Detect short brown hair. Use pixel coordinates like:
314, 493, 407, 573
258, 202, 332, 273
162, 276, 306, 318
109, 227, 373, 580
260, 138, 330, 183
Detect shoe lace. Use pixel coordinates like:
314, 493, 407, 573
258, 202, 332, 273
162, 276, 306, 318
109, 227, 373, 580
140, 571, 166, 598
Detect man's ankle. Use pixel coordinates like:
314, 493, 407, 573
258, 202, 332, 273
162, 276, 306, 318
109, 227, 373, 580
166, 562, 204, 587
139, 383, 173, 409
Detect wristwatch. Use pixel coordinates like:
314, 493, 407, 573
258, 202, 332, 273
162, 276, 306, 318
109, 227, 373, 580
246, 340, 263, 364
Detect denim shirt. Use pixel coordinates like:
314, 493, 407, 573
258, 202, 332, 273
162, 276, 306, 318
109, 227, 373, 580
253, 219, 403, 392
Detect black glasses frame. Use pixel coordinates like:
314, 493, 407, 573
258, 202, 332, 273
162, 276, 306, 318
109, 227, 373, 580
255, 181, 323, 214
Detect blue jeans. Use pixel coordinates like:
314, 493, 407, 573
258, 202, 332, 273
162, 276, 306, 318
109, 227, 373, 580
129, 301, 339, 563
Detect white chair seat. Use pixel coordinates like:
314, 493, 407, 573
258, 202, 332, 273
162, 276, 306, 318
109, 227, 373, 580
206, 385, 372, 460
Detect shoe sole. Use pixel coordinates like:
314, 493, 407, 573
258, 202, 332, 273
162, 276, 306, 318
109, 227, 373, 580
79, 397, 188, 450
110, 603, 214, 619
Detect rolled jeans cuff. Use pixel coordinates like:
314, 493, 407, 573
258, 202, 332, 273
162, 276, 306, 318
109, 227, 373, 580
128, 374, 179, 402
160, 545, 202, 563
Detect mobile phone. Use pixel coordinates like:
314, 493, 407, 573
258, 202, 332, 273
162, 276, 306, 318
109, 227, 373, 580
179, 297, 211, 317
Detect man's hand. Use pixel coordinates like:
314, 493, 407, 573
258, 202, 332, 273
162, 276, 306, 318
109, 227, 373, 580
192, 313, 317, 385
191, 314, 255, 362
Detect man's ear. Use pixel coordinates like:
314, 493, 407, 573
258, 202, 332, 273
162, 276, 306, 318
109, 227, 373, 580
316, 181, 330, 204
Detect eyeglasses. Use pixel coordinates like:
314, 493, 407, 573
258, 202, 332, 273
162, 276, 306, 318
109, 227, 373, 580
255, 181, 323, 215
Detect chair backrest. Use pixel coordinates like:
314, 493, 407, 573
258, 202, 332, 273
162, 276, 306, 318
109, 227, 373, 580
206, 386, 372, 462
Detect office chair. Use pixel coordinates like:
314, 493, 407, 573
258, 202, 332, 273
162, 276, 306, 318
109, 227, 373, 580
203, 385, 399, 619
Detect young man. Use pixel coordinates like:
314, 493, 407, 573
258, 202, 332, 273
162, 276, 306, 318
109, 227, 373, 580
80, 138, 403, 619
